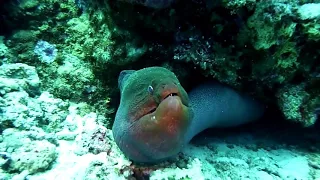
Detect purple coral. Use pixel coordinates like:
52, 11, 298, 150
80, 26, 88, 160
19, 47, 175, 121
34, 40, 58, 64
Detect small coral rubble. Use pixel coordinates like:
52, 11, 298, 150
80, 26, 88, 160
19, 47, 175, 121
0, 128, 58, 176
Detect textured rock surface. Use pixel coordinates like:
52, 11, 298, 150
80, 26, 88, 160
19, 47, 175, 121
0, 63, 70, 131
0, 129, 58, 174
0, 63, 40, 96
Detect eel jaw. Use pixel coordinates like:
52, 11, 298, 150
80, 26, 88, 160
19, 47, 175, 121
155, 95, 189, 136
129, 95, 191, 162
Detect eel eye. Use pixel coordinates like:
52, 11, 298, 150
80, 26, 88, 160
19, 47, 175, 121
148, 85, 154, 95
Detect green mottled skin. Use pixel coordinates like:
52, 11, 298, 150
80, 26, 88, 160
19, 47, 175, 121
112, 67, 192, 163
112, 67, 264, 163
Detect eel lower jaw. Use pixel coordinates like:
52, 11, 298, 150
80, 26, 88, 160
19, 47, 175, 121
132, 94, 191, 160
159, 95, 183, 113
135, 95, 190, 161
153, 95, 191, 135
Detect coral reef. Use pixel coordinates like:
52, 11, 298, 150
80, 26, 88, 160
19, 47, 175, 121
0, 36, 8, 61
39, 54, 95, 101
277, 84, 319, 127
0, 63, 40, 96
121, 0, 176, 8
297, 3, 320, 41
0, 63, 70, 131
0, 0, 319, 179
1, 129, 58, 174
0, 62, 132, 179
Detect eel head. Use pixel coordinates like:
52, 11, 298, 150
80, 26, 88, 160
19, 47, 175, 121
112, 67, 192, 163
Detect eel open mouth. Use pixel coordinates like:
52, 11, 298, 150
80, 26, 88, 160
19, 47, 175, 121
148, 92, 180, 114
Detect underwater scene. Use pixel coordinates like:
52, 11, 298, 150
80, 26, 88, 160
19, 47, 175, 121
0, 0, 320, 179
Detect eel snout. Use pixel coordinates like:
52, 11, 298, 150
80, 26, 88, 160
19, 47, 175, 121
128, 91, 191, 162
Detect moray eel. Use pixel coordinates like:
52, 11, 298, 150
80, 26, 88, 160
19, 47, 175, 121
112, 67, 264, 163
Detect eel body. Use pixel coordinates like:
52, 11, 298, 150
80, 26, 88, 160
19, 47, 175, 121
112, 67, 264, 163
185, 82, 264, 143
